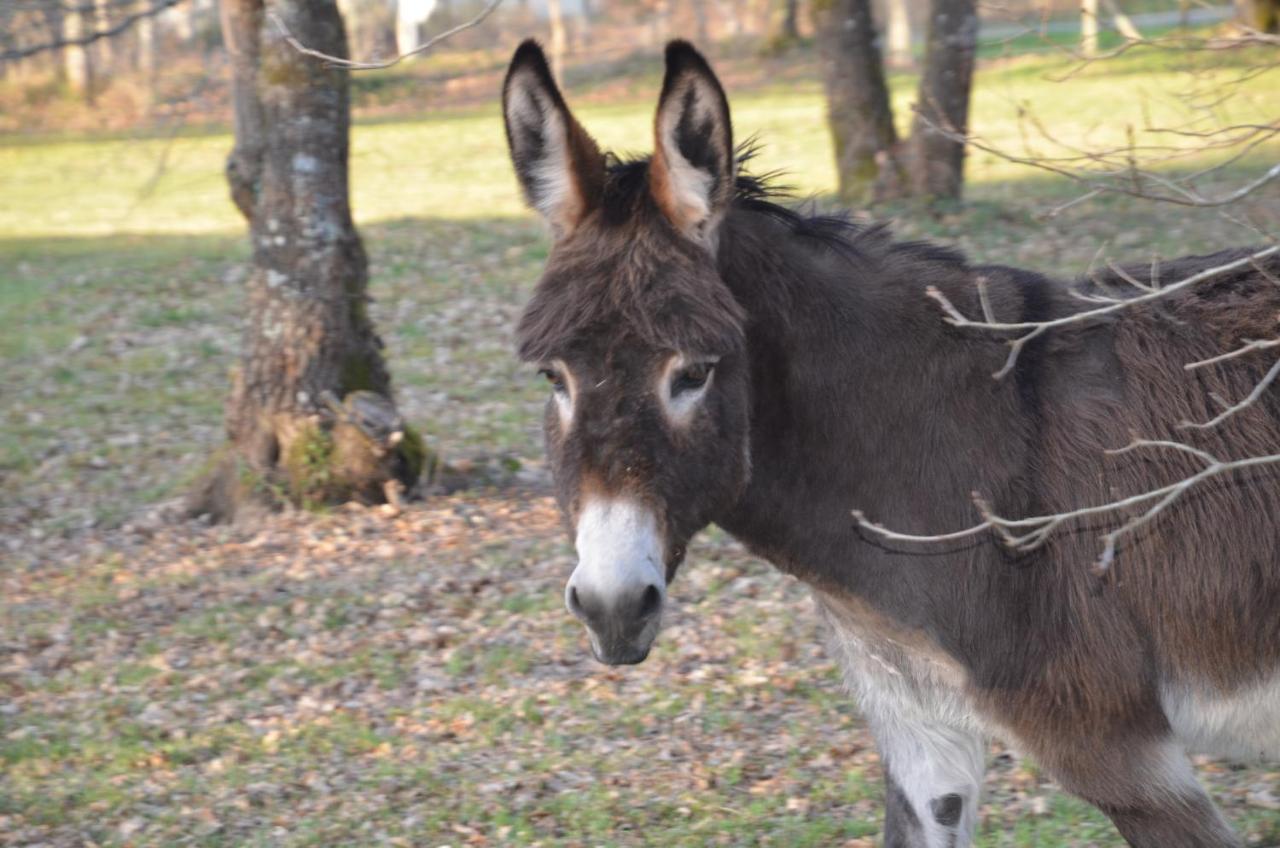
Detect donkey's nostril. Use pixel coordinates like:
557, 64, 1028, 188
567, 585, 584, 616
638, 584, 662, 619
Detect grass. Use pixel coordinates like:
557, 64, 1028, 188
2, 37, 1279, 848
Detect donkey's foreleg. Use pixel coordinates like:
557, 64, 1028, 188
872, 713, 986, 848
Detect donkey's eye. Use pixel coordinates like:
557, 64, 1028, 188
671, 362, 714, 396
539, 368, 567, 394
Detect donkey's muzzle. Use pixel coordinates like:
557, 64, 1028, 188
567, 581, 663, 664
567, 498, 667, 665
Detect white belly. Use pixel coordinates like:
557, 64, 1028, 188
1163, 671, 1280, 762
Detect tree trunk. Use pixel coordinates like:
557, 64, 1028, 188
547, 0, 567, 83
782, 0, 800, 38
62, 8, 93, 102
885, 0, 912, 67
814, 0, 903, 203
906, 0, 976, 200
194, 0, 421, 520
94, 0, 115, 73
136, 0, 156, 98
1080, 0, 1099, 55
1240, 0, 1280, 31
694, 0, 712, 44
1101, 0, 1142, 40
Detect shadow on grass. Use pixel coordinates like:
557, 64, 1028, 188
0, 164, 1271, 539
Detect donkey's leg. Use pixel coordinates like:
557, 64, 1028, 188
872, 712, 986, 848
1044, 737, 1241, 848
816, 595, 986, 847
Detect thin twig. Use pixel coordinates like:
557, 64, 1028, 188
1184, 337, 1280, 370
0, 0, 187, 61
1179, 356, 1280, 430
853, 439, 1280, 575
268, 0, 503, 71
928, 245, 1279, 378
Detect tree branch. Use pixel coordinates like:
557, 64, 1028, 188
0, 0, 188, 61
854, 439, 1280, 575
268, 0, 503, 71
927, 245, 1280, 378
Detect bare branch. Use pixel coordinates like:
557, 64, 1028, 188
268, 0, 503, 71
928, 246, 1280, 378
854, 440, 1280, 575
1184, 336, 1280, 370
928, 112, 1280, 208
1179, 356, 1280, 431
0, 0, 187, 61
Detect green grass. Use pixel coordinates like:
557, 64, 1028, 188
0, 39, 1273, 238
1, 37, 1278, 848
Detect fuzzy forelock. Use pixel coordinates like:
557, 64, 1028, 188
516, 145, 876, 363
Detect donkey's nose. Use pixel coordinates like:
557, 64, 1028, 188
565, 580, 663, 632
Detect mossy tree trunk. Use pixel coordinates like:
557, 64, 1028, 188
193, 0, 420, 520
813, 0, 904, 204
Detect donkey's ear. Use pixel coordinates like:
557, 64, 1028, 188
649, 41, 735, 242
503, 40, 606, 236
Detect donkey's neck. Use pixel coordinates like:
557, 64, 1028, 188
712, 208, 1041, 607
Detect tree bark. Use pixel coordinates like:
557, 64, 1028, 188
782, 0, 800, 39
907, 0, 976, 200
1080, 0, 1099, 55
1239, 0, 1280, 31
195, 0, 420, 520
62, 7, 93, 101
135, 0, 156, 98
885, 0, 912, 67
94, 0, 115, 72
814, 0, 904, 203
547, 0, 567, 83
694, 0, 712, 44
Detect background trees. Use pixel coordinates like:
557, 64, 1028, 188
814, 0, 975, 203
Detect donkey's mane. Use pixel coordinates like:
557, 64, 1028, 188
599, 143, 967, 270
518, 144, 979, 364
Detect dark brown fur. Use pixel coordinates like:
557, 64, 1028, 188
504, 39, 1279, 847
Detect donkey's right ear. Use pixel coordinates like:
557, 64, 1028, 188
503, 41, 606, 237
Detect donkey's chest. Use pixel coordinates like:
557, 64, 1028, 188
814, 590, 992, 739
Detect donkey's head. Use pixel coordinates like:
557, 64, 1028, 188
504, 41, 751, 665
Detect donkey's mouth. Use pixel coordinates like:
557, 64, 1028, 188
592, 643, 651, 666
588, 645, 650, 671
586, 626, 658, 666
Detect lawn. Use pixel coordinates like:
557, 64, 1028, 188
2, 38, 1279, 847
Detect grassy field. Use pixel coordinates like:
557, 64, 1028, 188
2, 40, 1279, 847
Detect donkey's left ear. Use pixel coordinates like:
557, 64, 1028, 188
649, 41, 736, 243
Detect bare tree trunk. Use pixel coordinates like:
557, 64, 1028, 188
94, 0, 115, 72
194, 0, 421, 520
1240, 0, 1280, 30
814, 0, 903, 203
1080, 0, 1099, 55
717, 0, 743, 35
885, 0, 912, 67
136, 0, 156, 95
1101, 0, 1142, 40
547, 0, 566, 83
694, 0, 712, 44
907, 0, 976, 200
781, 0, 800, 38
654, 0, 672, 42
62, 8, 93, 102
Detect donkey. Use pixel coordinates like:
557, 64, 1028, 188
501, 39, 1280, 847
